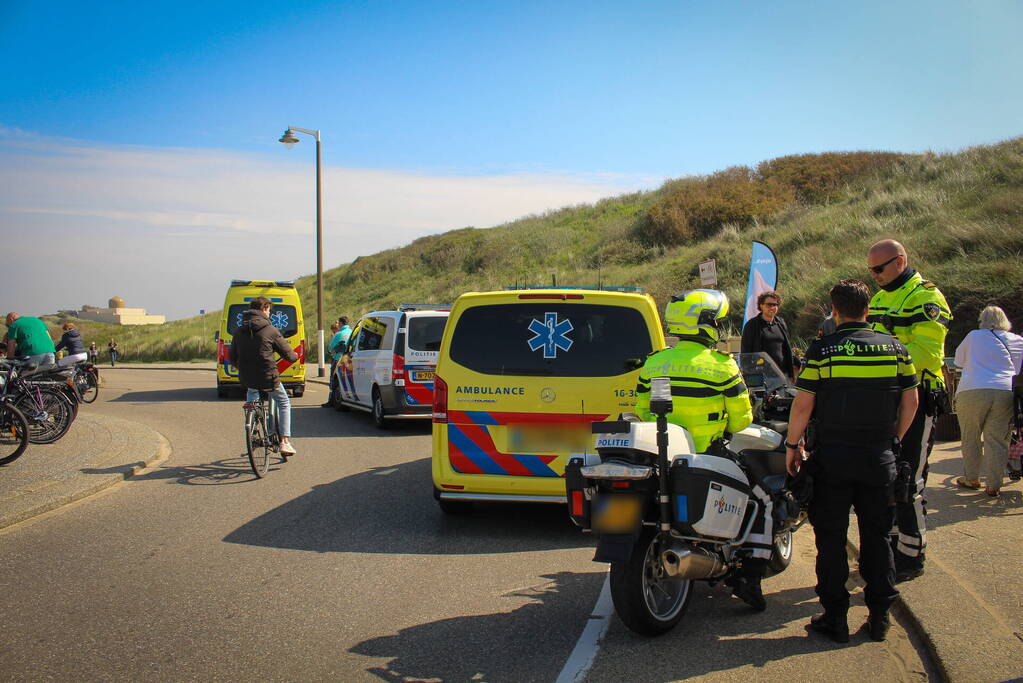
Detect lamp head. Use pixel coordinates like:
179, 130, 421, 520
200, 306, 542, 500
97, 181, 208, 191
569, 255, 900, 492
278, 129, 300, 149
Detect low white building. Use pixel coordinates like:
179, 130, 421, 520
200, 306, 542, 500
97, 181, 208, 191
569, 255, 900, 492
75, 297, 165, 326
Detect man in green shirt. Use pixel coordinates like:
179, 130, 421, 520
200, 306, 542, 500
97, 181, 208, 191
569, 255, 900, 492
4, 312, 56, 365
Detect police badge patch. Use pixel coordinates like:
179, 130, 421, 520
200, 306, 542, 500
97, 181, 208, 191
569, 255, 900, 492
923, 303, 941, 320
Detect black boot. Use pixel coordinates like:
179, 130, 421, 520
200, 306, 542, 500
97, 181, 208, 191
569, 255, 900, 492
808, 612, 849, 643
894, 552, 924, 583
863, 611, 891, 642
731, 558, 767, 612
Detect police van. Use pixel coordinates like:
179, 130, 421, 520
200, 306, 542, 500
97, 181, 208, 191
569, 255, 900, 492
431, 288, 665, 512
216, 280, 306, 397
334, 304, 450, 427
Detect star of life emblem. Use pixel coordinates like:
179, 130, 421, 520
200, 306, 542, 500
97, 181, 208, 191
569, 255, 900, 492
270, 311, 290, 329
527, 312, 573, 359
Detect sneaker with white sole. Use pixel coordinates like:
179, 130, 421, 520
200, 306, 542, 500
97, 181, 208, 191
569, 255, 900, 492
280, 442, 297, 455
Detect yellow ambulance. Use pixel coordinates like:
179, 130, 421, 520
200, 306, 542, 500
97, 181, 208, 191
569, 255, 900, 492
216, 280, 306, 397
431, 287, 665, 513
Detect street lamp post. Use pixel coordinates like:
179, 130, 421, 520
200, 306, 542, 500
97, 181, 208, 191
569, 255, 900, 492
278, 126, 326, 377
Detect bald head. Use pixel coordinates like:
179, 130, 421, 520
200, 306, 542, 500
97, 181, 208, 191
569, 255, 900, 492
868, 239, 907, 261
867, 239, 909, 286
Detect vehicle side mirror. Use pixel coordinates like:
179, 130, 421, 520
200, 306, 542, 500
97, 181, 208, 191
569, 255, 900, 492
623, 358, 643, 371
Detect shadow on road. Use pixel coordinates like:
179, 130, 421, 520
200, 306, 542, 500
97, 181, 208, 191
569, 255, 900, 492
289, 405, 432, 439
130, 455, 283, 485
348, 572, 843, 682
350, 571, 603, 682
111, 387, 219, 403
223, 457, 591, 555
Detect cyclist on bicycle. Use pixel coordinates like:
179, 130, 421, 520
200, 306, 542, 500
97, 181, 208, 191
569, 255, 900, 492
229, 297, 299, 455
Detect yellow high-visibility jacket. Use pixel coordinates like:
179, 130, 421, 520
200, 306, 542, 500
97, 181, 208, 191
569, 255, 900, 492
867, 271, 951, 388
635, 340, 752, 452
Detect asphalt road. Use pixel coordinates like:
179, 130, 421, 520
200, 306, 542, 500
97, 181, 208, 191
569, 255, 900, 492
0, 369, 935, 682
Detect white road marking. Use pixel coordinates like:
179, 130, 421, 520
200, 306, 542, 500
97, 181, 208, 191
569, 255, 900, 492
555, 570, 612, 683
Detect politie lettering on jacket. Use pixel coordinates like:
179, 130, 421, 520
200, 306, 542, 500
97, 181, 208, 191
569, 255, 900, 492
455, 385, 526, 395
645, 362, 731, 380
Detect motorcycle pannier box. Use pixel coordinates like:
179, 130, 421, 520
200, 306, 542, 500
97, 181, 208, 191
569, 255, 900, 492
670, 454, 752, 539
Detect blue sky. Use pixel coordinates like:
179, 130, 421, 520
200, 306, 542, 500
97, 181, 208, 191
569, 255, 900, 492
2, 1, 1021, 319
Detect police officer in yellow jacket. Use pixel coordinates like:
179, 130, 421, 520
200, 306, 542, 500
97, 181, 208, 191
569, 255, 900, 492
787, 279, 920, 643
636, 289, 773, 611
866, 239, 951, 581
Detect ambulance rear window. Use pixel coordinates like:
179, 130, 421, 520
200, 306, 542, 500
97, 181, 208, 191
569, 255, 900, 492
407, 316, 447, 352
449, 303, 653, 377
227, 304, 300, 338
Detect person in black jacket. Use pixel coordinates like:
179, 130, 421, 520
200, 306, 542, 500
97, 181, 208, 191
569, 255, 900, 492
230, 297, 300, 455
55, 322, 88, 367
741, 290, 795, 380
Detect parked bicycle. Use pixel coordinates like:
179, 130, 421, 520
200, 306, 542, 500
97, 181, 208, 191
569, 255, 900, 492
0, 401, 30, 465
244, 390, 289, 478
0, 361, 76, 444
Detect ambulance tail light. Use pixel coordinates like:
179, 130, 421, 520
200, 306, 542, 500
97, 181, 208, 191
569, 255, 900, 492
432, 375, 448, 423
217, 340, 226, 363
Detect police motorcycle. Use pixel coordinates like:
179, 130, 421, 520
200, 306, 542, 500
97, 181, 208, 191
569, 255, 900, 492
565, 353, 805, 636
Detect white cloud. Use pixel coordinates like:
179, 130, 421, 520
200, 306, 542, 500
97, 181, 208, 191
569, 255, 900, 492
0, 132, 653, 320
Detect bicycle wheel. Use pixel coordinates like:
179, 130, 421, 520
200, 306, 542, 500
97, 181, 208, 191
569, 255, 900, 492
245, 409, 271, 478
79, 368, 99, 404
0, 403, 30, 465
268, 397, 285, 461
14, 387, 74, 444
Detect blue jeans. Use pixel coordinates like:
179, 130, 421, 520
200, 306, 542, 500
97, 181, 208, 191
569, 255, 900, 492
246, 383, 291, 438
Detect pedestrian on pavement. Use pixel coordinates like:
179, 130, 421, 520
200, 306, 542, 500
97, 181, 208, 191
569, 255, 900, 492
953, 306, 1023, 496
230, 297, 299, 455
867, 238, 952, 582
4, 312, 57, 365
741, 290, 795, 381
108, 339, 119, 367
322, 321, 342, 408
787, 279, 920, 643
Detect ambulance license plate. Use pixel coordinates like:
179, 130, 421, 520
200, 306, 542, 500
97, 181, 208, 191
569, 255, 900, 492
412, 371, 435, 382
592, 495, 642, 533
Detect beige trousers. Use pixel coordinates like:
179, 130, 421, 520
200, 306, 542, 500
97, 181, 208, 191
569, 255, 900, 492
956, 388, 1014, 490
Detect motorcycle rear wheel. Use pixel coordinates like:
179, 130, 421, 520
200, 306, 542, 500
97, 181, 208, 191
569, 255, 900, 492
609, 528, 693, 636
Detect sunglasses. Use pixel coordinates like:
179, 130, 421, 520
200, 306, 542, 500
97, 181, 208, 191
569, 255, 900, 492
869, 255, 899, 274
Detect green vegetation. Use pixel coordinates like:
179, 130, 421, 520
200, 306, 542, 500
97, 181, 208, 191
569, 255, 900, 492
9, 136, 1022, 358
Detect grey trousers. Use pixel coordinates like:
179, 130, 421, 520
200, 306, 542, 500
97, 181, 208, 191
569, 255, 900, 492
956, 388, 1014, 490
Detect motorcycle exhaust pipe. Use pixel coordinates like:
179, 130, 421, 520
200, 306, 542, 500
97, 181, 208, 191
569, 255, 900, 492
661, 543, 728, 580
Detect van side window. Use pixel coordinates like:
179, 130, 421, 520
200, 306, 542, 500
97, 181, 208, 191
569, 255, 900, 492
357, 317, 388, 351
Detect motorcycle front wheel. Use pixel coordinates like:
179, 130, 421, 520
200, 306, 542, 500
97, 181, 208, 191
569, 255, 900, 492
609, 528, 693, 636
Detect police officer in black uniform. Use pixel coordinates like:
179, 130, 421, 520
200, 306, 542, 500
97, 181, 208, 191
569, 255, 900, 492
786, 279, 920, 643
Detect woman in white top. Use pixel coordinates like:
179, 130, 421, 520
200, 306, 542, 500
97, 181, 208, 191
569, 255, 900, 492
953, 306, 1023, 496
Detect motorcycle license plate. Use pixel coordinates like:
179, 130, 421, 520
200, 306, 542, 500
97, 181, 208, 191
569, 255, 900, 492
593, 495, 642, 533
412, 370, 435, 382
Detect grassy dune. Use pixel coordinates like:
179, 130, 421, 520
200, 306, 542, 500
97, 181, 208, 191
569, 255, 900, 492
9, 136, 1022, 360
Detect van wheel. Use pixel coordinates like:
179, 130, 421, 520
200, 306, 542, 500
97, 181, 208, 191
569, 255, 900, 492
372, 388, 388, 429
293, 387, 304, 398
334, 399, 350, 412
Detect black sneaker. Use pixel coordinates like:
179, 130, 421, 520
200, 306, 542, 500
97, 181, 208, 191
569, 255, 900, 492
863, 613, 891, 642
808, 613, 849, 643
732, 577, 767, 612
320, 402, 334, 408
